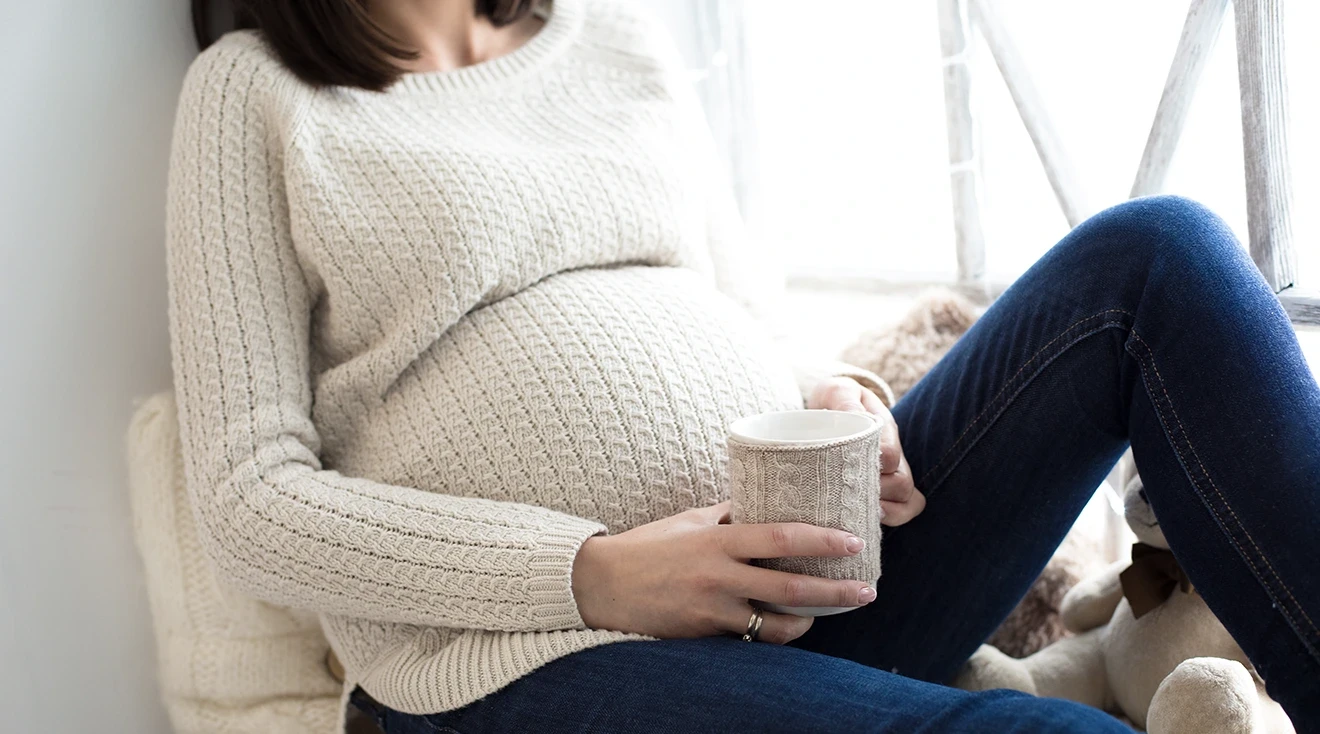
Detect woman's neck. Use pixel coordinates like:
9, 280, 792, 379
369, 0, 546, 73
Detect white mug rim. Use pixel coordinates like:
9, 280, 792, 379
728, 409, 878, 447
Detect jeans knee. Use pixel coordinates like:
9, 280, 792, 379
1079, 194, 1244, 281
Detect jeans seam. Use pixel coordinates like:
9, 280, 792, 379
1127, 330, 1320, 658
422, 717, 463, 734
917, 309, 1135, 491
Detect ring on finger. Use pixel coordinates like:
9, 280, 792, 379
741, 608, 764, 642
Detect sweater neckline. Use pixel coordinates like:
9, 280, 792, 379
390, 0, 583, 95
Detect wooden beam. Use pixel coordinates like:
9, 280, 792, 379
1235, 0, 1296, 292
1131, 0, 1229, 198
786, 273, 1007, 306
970, 0, 1090, 227
1280, 289, 1320, 326
787, 274, 1319, 328
937, 0, 987, 287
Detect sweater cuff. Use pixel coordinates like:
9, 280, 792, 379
792, 359, 897, 409
526, 514, 609, 630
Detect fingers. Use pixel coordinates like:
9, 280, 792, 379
719, 602, 815, 645
730, 565, 877, 610
810, 376, 889, 418
878, 452, 926, 526
879, 454, 915, 503
859, 387, 886, 415
809, 379, 903, 476
719, 522, 865, 561
808, 376, 865, 412
876, 414, 902, 475
744, 607, 815, 645
882, 487, 927, 527
691, 500, 732, 525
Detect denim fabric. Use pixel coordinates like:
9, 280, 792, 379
349, 196, 1320, 732
347, 638, 1132, 733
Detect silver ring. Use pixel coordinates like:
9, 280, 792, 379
741, 608, 764, 642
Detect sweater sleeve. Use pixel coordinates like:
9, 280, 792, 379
164, 38, 607, 633
639, 12, 897, 409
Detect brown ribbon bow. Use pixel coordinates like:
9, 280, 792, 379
1119, 542, 1195, 618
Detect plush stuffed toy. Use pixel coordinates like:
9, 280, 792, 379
953, 474, 1295, 734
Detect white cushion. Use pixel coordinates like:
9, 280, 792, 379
126, 390, 342, 733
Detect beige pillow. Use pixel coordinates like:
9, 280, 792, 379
125, 390, 344, 733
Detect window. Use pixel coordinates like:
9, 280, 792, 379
647, 0, 1318, 558
658, 0, 1319, 322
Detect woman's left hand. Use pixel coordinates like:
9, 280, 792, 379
807, 377, 926, 526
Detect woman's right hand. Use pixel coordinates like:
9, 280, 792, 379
570, 501, 877, 644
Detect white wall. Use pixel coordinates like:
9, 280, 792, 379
0, 1, 196, 731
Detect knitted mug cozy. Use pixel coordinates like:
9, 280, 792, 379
728, 417, 883, 585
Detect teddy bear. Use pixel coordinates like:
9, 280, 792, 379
952, 472, 1295, 733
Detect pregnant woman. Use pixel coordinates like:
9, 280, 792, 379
169, 0, 1319, 731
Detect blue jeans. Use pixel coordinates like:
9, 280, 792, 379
348, 196, 1320, 733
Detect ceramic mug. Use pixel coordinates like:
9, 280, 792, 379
727, 409, 883, 616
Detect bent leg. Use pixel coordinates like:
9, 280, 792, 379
353, 638, 1134, 733
791, 196, 1319, 726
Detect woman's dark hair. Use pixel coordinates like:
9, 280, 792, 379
191, 0, 543, 91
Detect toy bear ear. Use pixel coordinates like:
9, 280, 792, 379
1123, 474, 1170, 549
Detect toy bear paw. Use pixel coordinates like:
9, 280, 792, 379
953, 644, 1038, 695
1147, 657, 1293, 734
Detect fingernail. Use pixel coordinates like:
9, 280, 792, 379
845, 536, 865, 553
858, 586, 877, 604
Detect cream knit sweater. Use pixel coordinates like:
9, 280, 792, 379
165, 0, 891, 728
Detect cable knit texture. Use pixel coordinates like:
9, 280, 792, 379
164, 0, 892, 728
729, 423, 884, 585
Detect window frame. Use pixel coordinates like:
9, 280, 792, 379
691, 0, 1315, 324
934, 0, 1317, 325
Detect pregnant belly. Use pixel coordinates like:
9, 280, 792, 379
332, 265, 803, 532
